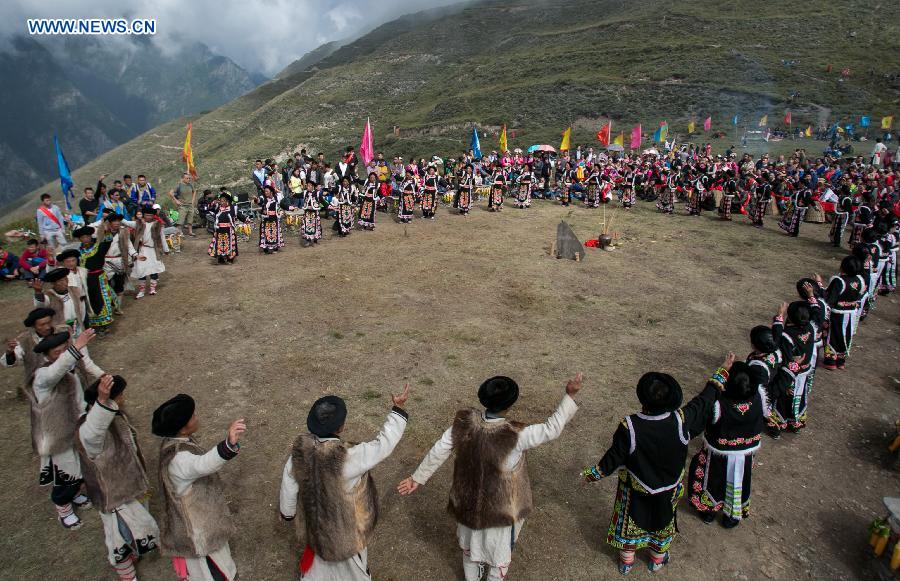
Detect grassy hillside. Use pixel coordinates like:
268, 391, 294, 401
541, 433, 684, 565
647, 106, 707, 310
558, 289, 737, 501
3, 0, 898, 221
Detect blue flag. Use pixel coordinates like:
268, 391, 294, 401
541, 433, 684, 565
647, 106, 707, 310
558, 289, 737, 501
732, 115, 738, 126
860, 116, 870, 128
54, 134, 73, 210
470, 126, 482, 159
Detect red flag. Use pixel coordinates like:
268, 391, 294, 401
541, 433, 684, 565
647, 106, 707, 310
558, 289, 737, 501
703, 117, 711, 132
596, 122, 611, 146
784, 110, 792, 125
630, 124, 642, 149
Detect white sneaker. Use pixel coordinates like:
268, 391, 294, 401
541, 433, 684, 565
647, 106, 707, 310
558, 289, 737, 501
73, 494, 92, 509
59, 513, 82, 530
135, 291, 145, 300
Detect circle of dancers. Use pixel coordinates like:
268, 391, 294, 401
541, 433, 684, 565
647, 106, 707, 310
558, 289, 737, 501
2, 142, 898, 580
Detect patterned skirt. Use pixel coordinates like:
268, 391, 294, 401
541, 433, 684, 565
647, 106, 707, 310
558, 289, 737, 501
87, 272, 114, 328
259, 218, 284, 250
489, 186, 504, 208
208, 228, 238, 260
458, 189, 472, 212
337, 204, 354, 234
358, 198, 377, 227
689, 446, 754, 520
302, 210, 322, 241
607, 471, 682, 553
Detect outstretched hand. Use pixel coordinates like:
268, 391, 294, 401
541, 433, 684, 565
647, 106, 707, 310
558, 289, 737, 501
74, 328, 96, 350
397, 476, 420, 496
722, 351, 735, 371
227, 419, 246, 446
566, 372, 584, 396
802, 281, 814, 298
392, 382, 410, 408
776, 301, 788, 320
96, 374, 114, 405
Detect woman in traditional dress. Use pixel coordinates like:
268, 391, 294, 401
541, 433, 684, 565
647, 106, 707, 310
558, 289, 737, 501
779, 188, 810, 237
584, 164, 602, 208
300, 183, 322, 246
358, 172, 380, 230
131, 207, 169, 298
75, 225, 115, 329
421, 166, 439, 219
582, 363, 724, 574
488, 163, 506, 211
688, 362, 767, 528
514, 164, 533, 209
456, 165, 474, 215
208, 193, 238, 264
258, 185, 285, 253
558, 161, 574, 207
398, 175, 417, 223
331, 177, 355, 236
748, 173, 773, 227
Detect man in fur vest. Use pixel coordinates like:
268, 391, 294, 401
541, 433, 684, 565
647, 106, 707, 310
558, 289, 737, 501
278, 384, 411, 580
101, 212, 137, 314
3, 308, 59, 384
29, 327, 104, 529
33, 268, 87, 336
76, 375, 159, 581
397, 373, 583, 580
152, 394, 246, 581
57, 248, 89, 300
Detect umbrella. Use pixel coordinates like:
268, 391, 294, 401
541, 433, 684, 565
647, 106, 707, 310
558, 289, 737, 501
642, 148, 660, 156
513, 148, 523, 153
606, 144, 624, 152
527, 144, 556, 153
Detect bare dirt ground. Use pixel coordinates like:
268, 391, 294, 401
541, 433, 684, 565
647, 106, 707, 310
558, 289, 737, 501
0, 198, 897, 580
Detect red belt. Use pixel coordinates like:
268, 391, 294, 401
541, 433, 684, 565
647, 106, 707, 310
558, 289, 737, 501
88, 269, 103, 275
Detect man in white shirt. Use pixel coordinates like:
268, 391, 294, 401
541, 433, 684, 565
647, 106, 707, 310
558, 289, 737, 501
398, 373, 584, 581
872, 138, 888, 167
279, 385, 410, 580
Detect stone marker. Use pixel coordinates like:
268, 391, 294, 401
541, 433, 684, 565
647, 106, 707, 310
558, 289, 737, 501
556, 221, 584, 261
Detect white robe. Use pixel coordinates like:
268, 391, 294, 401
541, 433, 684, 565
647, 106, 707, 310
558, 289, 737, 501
79, 402, 159, 565
31, 345, 103, 484
279, 408, 408, 581
130, 224, 168, 280
411, 395, 578, 569
166, 438, 239, 581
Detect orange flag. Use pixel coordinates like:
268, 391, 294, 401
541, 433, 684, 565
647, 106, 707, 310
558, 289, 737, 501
596, 122, 611, 146
182, 123, 197, 179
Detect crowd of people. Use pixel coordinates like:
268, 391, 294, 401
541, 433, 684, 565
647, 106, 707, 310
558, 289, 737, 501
1, 138, 898, 580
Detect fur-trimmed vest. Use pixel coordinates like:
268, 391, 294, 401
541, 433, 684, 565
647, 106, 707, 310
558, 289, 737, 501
448, 409, 534, 530
134, 220, 164, 257
74, 409, 149, 512
291, 434, 378, 562
45, 289, 85, 329
27, 356, 88, 456
157, 438, 234, 557
109, 228, 134, 275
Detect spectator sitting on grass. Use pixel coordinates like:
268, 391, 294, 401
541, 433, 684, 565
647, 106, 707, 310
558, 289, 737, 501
18, 238, 50, 283
0, 243, 20, 281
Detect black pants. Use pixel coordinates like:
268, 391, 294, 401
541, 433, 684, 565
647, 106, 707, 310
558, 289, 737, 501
110, 272, 126, 294
51, 482, 80, 506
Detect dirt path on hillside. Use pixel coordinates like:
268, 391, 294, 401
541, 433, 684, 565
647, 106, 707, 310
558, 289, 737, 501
0, 200, 897, 580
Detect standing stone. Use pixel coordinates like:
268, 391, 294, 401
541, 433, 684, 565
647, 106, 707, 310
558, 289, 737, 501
556, 221, 584, 260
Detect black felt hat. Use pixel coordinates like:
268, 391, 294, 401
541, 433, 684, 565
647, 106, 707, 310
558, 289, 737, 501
85, 375, 128, 407
72, 226, 95, 238
56, 249, 81, 262
24, 307, 55, 327
636, 372, 683, 414
478, 376, 520, 413
152, 394, 196, 437
43, 268, 69, 283
307, 395, 347, 437
33, 331, 70, 354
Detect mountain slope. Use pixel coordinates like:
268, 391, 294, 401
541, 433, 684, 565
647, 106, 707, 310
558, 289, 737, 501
3, 0, 898, 220
0, 36, 263, 208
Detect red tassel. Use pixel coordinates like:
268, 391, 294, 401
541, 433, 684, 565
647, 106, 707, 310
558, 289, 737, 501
299, 545, 315, 574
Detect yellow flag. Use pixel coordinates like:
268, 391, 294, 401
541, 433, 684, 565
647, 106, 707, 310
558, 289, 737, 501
883, 116, 894, 129
758, 115, 768, 127
181, 122, 197, 178
613, 131, 624, 146
560, 127, 571, 152
804, 125, 812, 137
499, 124, 508, 153
688, 121, 695, 134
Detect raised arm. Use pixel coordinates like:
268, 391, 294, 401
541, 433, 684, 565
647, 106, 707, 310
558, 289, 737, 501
516, 373, 583, 452
79, 375, 116, 459
168, 419, 244, 488
583, 421, 632, 482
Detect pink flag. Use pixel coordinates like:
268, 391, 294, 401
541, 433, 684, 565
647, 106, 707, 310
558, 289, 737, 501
630, 124, 642, 149
703, 116, 711, 132
359, 118, 374, 166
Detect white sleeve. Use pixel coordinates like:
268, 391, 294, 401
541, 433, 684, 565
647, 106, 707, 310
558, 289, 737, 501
168, 446, 230, 494
1, 343, 25, 367
79, 401, 118, 459
411, 426, 454, 485
279, 456, 299, 518
515, 394, 578, 452
32, 347, 80, 402
160, 228, 170, 253
343, 409, 408, 480
78, 347, 104, 381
